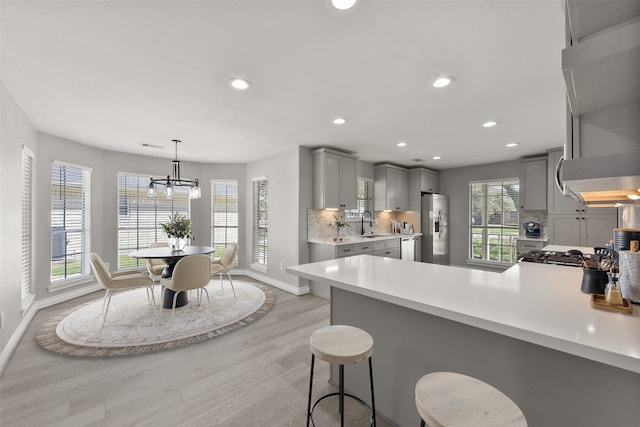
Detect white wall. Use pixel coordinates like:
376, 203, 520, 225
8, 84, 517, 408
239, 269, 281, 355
0, 84, 38, 355
245, 146, 311, 293
439, 159, 521, 268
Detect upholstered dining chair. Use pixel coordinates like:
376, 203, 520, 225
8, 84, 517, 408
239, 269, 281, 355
160, 255, 213, 317
146, 241, 169, 300
210, 243, 238, 297
89, 253, 156, 326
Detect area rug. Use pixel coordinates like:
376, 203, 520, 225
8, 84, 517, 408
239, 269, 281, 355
37, 280, 274, 357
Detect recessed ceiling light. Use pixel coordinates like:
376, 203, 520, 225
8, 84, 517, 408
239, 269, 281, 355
506, 142, 519, 148
432, 156, 441, 160
333, 117, 347, 125
431, 76, 454, 88
397, 142, 407, 147
483, 121, 499, 128
229, 78, 251, 90
330, 0, 358, 10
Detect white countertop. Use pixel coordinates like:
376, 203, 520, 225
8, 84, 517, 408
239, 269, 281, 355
308, 233, 422, 246
287, 255, 640, 374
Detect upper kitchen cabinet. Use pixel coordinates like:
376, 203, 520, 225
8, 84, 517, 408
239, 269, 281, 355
312, 148, 357, 209
408, 168, 440, 211
519, 157, 547, 210
374, 164, 408, 211
562, 1, 640, 116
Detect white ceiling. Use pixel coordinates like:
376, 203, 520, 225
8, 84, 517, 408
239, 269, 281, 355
1, 0, 567, 170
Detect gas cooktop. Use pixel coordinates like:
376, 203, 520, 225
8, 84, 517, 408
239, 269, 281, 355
518, 250, 598, 268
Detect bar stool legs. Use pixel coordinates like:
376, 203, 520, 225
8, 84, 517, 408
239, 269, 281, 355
306, 325, 376, 427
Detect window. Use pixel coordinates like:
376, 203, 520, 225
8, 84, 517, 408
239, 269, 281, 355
117, 174, 190, 269
21, 146, 35, 309
252, 176, 268, 271
346, 177, 373, 220
51, 161, 92, 285
211, 179, 239, 259
469, 179, 520, 264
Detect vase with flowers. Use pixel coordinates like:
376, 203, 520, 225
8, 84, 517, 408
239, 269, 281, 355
331, 215, 348, 242
160, 213, 194, 251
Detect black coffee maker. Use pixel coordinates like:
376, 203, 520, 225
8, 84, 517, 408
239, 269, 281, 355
523, 222, 541, 238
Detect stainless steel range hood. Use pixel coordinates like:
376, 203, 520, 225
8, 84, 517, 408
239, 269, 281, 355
562, 152, 640, 206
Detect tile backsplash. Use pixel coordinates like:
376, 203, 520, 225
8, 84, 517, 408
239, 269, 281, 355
307, 209, 404, 239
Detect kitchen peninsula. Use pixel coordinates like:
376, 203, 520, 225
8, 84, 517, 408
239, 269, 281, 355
287, 256, 640, 427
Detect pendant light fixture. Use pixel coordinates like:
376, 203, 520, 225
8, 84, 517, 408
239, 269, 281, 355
148, 139, 201, 199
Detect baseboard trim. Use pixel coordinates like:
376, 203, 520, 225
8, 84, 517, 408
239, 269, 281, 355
0, 283, 101, 377
233, 269, 310, 296
0, 303, 36, 377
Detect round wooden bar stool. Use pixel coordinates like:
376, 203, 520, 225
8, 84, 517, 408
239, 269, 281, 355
307, 325, 376, 427
415, 372, 527, 427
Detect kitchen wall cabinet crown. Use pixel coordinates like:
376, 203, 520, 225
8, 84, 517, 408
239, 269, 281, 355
519, 156, 547, 210
312, 148, 357, 209
408, 168, 440, 211
374, 164, 409, 211
547, 149, 617, 247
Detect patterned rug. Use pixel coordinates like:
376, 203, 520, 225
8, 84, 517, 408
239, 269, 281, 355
37, 280, 274, 357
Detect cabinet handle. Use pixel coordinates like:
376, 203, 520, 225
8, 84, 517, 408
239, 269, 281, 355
576, 217, 579, 220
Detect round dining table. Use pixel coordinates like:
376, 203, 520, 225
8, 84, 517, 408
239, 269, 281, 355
129, 245, 215, 309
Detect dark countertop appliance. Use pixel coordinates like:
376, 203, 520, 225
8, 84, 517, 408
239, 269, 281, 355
523, 222, 541, 238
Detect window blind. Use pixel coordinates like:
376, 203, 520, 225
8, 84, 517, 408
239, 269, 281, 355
469, 179, 520, 264
117, 173, 190, 269
21, 146, 35, 308
51, 161, 92, 283
211, 179, 239, 259
252, 177, 268, 268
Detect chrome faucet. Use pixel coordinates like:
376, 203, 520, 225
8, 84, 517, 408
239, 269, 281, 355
361, 210, 373, 235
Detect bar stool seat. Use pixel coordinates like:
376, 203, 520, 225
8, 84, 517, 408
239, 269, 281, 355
415, 372, 527, 427
307, 325, 376, 427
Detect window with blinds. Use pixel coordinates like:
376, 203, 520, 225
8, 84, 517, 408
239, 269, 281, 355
51, 161, 92, 283
21, 146, 35, 309
469, 179, 520, 264
252, 177, 268, 270
211, 179, 239, 259
345, 178, 373, 219
117, 174, 190, 269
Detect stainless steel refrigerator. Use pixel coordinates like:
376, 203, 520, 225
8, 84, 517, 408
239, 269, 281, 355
421, 193, 449, 264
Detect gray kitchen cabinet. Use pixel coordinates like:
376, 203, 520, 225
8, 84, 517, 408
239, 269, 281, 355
373, 238, 401, 259
313, 148, 357, 209
549, 213, 617, 248
408, 168, 440, 211
374, 164, 408, 211
336, 242, 374, 258
547, 149, 618, 247
520, 157, 547, 210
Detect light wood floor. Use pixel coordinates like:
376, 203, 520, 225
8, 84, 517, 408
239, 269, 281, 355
1, 278, 393, 426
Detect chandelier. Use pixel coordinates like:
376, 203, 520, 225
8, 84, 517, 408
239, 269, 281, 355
147, 139, 201, 199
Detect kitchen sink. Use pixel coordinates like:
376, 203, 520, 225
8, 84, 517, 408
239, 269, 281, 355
360, 235, 385, 238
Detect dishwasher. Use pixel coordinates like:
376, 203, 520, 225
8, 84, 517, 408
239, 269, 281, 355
401, 236, 418, 261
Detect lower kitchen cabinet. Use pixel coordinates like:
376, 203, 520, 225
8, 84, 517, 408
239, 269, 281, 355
549, 215, 617, 247
373, 239, 401, 259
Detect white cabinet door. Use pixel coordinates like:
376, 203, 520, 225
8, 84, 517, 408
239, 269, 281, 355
583, 215, 617, 247
549, 216, 582, 247
339, 155, 357, 209
421, 169, 439, 193
375, 165, 408, 211
313, 148, 357, 209
393, 168, 408, 211
520, 158, 547, 210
